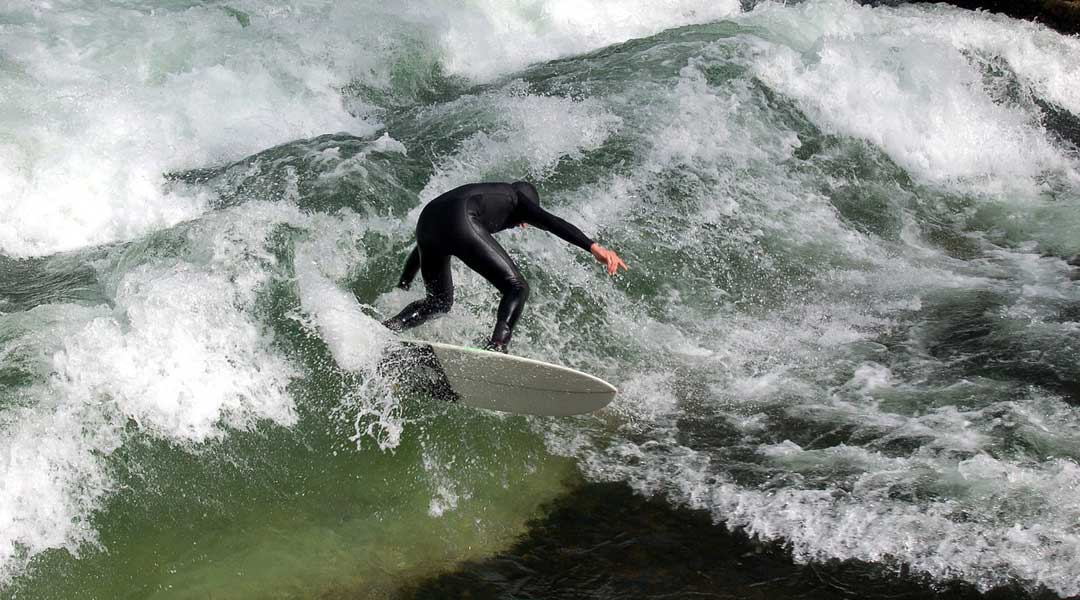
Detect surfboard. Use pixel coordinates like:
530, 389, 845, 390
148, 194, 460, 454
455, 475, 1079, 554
382, 340, 617, 416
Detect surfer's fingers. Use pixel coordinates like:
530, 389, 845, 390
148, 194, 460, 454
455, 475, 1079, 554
609, 255, 627, 275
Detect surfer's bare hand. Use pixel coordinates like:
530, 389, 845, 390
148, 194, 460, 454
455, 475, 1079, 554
590, 243, 628, 275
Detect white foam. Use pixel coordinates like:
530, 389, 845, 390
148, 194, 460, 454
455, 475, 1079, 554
0, 0, 742, 259
742, 0, 1080, 196
294, 252, 392, 373
0, 201, 309, 584
0, 336, 118, 584
50, 205, 304, 441
419, 85, 622, 201
422, 450, 467, 518
413, 0, 741, 80
0, 2, 379, 257
52, 262, 298, 441
292, 235, 406, 450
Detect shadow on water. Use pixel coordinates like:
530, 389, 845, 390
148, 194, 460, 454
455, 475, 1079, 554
393, 481, 1052, 600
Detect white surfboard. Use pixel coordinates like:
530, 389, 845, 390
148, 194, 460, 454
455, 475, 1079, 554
386, 340, 617, 416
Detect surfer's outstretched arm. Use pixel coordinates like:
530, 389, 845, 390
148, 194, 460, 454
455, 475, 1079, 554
396, 246, 420, 290
517, 196, 629, 275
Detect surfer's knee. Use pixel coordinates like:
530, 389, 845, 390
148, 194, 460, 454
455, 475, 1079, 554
503, 277, 529, 302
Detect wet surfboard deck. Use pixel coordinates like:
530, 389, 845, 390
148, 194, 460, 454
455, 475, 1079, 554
384, 340, 617, 416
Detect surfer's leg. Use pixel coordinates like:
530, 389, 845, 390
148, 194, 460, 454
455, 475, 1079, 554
382, 252, 453, 331
457, 226, 529, 352
395, 246, 421, 290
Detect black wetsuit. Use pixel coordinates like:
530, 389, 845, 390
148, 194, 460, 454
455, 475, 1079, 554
383, 181, 594, 351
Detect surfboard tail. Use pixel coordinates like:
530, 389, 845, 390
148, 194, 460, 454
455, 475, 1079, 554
378, 342, 460, 403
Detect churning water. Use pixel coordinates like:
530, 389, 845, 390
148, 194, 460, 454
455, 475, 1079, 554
1, 0, 1079, 597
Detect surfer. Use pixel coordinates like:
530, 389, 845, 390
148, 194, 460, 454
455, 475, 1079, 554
383, 181, 628, 353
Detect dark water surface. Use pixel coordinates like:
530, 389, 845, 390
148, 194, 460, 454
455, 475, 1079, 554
400, 481, 1049, 600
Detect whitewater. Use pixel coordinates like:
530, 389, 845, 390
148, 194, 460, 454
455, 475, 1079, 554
1, 0, 1079, 597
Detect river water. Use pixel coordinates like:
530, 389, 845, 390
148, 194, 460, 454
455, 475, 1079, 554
1, 1, 1079, 598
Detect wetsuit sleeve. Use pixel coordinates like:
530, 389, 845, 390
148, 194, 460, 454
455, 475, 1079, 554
518, 197, 594, 251
397, 246, 421, 289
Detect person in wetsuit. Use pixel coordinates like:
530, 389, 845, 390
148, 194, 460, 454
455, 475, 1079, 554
383, 181, 628, 353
